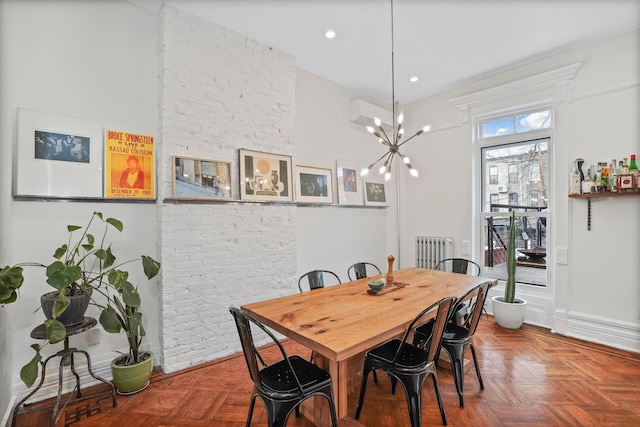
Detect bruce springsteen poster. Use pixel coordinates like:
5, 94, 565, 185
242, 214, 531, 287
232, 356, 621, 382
104, 130, 155, 199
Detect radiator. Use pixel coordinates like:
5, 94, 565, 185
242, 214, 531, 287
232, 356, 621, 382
416, 236, 454, 269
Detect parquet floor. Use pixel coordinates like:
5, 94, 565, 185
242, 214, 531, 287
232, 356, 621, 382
14, 317, 640, 426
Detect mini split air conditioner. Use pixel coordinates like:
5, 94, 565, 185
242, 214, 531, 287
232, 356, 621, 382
497, 185, 508, 193
349, 99, 393, 132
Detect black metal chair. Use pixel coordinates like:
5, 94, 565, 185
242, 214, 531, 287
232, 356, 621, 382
435, 258, 481, 276
297, 270, 341, 292
229, 307, 338, 427
412, 281, 493, 408
347, 262, 382, 281
355, 296, 456, 427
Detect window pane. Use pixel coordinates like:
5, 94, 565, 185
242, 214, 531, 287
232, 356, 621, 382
508, 164, 518, 183
489, 166, 498, 184
515, 110, 551, 132
482, 117, 514, 138
481, 139, 549, 211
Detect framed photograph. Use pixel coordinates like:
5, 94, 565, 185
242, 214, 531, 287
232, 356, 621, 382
364, 180, 388, 206
172, 156, 232, 200
239, 149, 293, 202
15, 108, 103, 198
336, 160, 362, 205
105, 130, 156, 200
295, 165, 333, 204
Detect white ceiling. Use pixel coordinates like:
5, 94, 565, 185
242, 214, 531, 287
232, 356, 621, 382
129, 0, 639, 104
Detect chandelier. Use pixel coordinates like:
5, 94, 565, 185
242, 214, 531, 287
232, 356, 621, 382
360, 0, 430, 181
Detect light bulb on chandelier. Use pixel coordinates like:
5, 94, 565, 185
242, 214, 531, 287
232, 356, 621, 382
359, 0, 431, 181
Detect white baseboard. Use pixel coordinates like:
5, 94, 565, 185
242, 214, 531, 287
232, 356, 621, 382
564, 311, 640, 353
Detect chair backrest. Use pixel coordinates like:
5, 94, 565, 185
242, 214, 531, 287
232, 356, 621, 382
435, 258, 481, 276
458, 281, 493, 337
347, 262, 382, 281
298, 270, 341, 292
393, 296, 456, 367
228, 307, 305, 394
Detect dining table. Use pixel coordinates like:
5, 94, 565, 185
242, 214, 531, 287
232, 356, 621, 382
241, 267, 496, 426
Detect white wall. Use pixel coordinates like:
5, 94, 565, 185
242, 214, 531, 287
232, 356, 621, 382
401, 29, 640, 351
295, 69, 395, 279
0, 0, 160, 420
157, 5, 300, 373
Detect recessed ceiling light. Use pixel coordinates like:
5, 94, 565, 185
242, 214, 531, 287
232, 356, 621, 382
325, 29, 336, 39
409, 76, 419, 83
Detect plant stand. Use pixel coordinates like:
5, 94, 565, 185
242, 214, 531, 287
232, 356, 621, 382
11, 317, 117, 427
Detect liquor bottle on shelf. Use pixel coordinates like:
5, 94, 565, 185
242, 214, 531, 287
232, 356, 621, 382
594, 163, 605, 193
582, 170, 593, 194
570, 160, 581, 194
630, 154, 639, 191
609, 160, 618, 192
617, 158, 636, 192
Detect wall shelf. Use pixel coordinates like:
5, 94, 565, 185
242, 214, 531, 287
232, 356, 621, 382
162, 198, 386, 209
568, 191, 640, 230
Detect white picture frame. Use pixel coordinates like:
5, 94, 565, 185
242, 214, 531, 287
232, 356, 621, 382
239, 149, 293, 202
15, 108, 103, 198
295, 165, 334, 204
336, 160, 362, 205
364, 180, 388, 206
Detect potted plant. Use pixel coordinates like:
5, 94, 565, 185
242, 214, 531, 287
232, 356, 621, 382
0, 211, 160, 388
492, 211, 527, 328
95, 268, 155, 394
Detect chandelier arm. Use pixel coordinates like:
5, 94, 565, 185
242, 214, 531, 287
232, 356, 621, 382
397, 131, 423, 147
369, 150, 394, 169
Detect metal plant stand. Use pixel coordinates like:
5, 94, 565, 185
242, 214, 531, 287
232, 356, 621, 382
11, 317, 117, 427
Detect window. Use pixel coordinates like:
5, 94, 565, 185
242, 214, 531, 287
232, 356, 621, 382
489, 166, 498, 184
490, 193, 499, 212
480, 108, 552, 139
508, 164, 518, 183
529, 161, 540, 182
529, 191, 540, 206
480, 137, 549, 287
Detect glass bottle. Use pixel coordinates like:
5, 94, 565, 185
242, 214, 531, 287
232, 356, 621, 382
570, 161, 581, 194
582, 169, 593, 194
629, 154, 639, 191
609, 160, 618, 192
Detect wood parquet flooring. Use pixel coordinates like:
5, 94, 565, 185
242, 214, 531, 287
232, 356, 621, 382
13, 317, 640, 426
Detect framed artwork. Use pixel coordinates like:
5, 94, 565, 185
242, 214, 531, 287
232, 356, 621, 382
15, 108, 103, 198
239, 149, 293, 202
336, 160, 362, 205
295, 165, 333, 204
364, 180, 388, 206
104, 130, 156, 200
173, 156, 232, 200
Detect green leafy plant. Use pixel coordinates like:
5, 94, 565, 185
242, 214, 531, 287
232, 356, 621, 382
1, 211, 160, 387
504, 211, 517, 303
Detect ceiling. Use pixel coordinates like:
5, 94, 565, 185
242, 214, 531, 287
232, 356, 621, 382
128, 0, 639, 105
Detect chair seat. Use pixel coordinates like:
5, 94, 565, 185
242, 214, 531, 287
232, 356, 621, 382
260, 355, 332, 395
367, 339, 430, 372
415, 320, 471, 344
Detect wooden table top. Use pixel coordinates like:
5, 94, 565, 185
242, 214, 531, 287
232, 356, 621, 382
242, 267, 495, 362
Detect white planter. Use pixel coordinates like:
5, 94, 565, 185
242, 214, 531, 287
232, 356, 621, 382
492, 296, 527, 329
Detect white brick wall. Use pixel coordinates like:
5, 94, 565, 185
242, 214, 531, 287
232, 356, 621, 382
158, 6, 297, 373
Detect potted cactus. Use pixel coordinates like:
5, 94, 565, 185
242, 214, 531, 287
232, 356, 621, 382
492, 211, 527, 328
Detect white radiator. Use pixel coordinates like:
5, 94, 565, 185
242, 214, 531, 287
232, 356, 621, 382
416, 236, 454, 269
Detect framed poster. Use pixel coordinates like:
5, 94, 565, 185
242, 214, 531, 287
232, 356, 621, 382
295, 165, 333, 204
364, 180, 388, 206
239, 149, 293, 202
104, 130, 155, 199
15, 108, 103, 198
336, 160, 362, 205
173, 156, 232, 200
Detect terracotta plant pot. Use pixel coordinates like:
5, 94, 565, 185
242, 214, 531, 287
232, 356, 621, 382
111, 352, 153, 395
492, 295, 527, 329
40, 290, 91, 326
